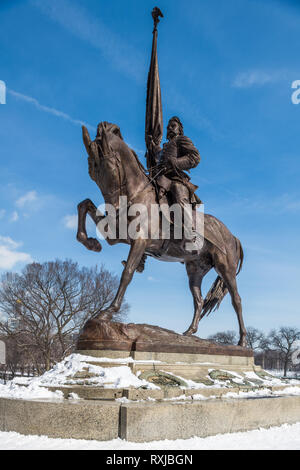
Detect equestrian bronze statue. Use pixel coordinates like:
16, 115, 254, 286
76, 8, 247, 347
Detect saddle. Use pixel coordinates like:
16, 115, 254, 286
156, 191, 226, 257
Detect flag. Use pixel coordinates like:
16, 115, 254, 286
145, 8, 163, 174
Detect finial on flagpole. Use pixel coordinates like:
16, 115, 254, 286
152, 7, 163, 32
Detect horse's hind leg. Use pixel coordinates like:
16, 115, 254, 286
183, 261, 206, 336
215, 256, 247, 347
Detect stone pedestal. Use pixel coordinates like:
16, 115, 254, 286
76, 319, 255, 384
1, 320, 299, 442
76, 319, 253, 359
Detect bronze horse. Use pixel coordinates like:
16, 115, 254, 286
77, 122, 247, 347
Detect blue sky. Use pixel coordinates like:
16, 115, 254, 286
0, 0, 300, 337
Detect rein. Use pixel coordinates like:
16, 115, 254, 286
127, 164, 166, 206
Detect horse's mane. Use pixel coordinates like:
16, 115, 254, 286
98, 121, 150, 181
129, 147, 149, 180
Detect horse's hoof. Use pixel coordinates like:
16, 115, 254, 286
238, 337, 247, 348
94, 307, 117, 321
86, 237, 102, 252
76, 231, 87, 243
93, 313, 111, 322
99, 313, 111, 321
182, 328, 196, 336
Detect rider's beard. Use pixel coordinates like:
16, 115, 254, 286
167, 131, 176, 141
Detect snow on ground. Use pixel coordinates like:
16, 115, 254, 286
244, 370, 300, 387
160, 386, 300, 403
0, 381, 64, 400
224, 386, 300, 399
266, 370, 300, 379
0, 354, 160, 400
35, 354, 159, 389
1, 423, 300, 450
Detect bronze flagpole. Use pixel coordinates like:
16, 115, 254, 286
145, 7, 164, 177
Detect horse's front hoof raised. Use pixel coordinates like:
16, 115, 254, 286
85, 237, 102, 252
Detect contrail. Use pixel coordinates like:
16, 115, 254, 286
8, 89, 96, 132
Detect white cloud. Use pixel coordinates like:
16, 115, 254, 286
63, 214, 78, 230
16, 190, 38, 208
10, 211, 19, 222
0, 236, 32, 270
8, 90, 96, 132
0, 236, 22, 250
232, 70, 287, 88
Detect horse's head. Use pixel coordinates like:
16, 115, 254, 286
96, 121, 123, 143
83, 121, 147, 209
82, 122, 127, 208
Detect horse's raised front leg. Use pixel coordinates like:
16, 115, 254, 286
77, 198, 103, 252
97, 239, 148, 320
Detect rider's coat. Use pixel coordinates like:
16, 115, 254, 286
156, 135, 201, 205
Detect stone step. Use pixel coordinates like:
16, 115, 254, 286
43, 383, 296, 401
80, 359, 262, 383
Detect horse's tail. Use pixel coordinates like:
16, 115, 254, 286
235, 237, 244, 275
199, 237, 243, 319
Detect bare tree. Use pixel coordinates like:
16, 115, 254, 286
267, 327, 300, 377
208, 330, 237, 345
246, 326, 265, 350
0, 260, 128, 371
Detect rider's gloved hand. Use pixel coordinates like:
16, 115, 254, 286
147, 134, 161, 155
